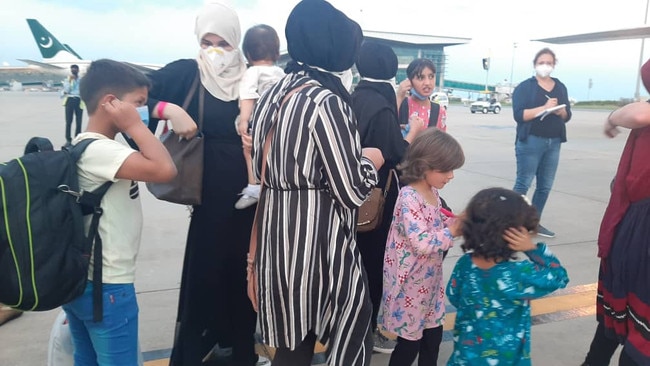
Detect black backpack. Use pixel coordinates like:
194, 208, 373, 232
0, 137, 111, 321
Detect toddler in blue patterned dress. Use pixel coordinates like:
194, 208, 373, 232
446, 187, 569, 365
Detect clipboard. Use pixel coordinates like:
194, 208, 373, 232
535, 104, 566, 121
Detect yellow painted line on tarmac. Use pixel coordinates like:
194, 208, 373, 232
143, 283, 597, 365
531, 289, 595, 316
144, 360, 168, 366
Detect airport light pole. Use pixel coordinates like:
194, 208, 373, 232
510, 43, 517, 93
483, 57, 490, 92
634, 0, 649, 101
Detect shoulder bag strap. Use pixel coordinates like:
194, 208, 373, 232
182, 74, 200, 110
247, 84, 310, 309
180, 74, 203, 130
382, 169, 394, 198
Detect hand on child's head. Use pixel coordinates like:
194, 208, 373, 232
503, 226, 536, 252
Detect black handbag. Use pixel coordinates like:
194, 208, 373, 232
146, 75, 204, 205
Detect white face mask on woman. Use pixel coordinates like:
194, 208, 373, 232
535, 64, 554, 78
337, 69, 354, 92
201, 46, 237, 74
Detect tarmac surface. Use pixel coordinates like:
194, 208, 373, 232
0, 92, 629, 365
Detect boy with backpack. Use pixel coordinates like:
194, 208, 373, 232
61, 59, 176, 365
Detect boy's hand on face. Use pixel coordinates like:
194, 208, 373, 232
503, 226, 536, 252
103, 98, 142, 133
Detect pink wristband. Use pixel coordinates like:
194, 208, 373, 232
157, 101, 168, 119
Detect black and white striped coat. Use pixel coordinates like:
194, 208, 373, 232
251, 72, 378, 365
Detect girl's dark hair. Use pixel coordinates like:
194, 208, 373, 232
461, 187, 539, 261
243, 24, 280, 63
80, 59, 151, 113
398, 129, 465, 184
406, 58, 436, 80
533, 47, 557, 65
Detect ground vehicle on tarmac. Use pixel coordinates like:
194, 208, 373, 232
430, 92, 449, 110
470, 97, 502, 114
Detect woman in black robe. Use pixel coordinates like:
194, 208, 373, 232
144, 3, 260, 366
351, 42, 427, 353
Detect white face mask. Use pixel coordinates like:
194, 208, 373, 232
136, 105, 149, 127
535, 64, 554, 78
201, 46, 237, 74
336, 69, 354, 92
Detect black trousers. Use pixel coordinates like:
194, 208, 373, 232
584, 322, 639, 366
169, 203, 258, 366
65, 97, 83, 142
272, 331, 317, 366
388, 326, 443, 366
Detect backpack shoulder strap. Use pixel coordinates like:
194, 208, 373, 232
67, 138, 97, 162
429, 102, 440, 127
83, 179, 112, 323
66, 137, 113, 322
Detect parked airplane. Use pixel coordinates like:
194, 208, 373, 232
1, 19, 161, 76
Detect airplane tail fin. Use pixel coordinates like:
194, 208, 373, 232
63, 44, 83, 59
26, 19, 81, 61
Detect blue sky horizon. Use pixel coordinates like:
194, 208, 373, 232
1, 0, 649, 101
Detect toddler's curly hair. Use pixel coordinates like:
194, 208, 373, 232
461, 187, 539, 261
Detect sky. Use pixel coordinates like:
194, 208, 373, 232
1, 0, 649, 101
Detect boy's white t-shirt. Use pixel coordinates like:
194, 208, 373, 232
239, 65, 285, 100
72, 132, 142, 284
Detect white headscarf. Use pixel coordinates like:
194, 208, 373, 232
195, 1, 246, 101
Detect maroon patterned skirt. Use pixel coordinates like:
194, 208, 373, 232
597, 197, 650, 363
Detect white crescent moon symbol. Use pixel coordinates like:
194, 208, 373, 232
40, 36, 53, 49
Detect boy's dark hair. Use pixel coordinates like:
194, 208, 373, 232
461, 187, 539, 261
80, 59, 151, 114
406, 58, 436, 80
398, 128, 464, 184
243, 24, 280, 63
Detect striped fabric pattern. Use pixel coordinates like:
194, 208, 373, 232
251, 73, 378, 365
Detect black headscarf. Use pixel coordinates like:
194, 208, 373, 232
354, 42, 398, 116
357, 41, 397, 80
285, 0, 362, 104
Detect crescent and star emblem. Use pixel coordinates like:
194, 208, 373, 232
39, 36, 53, 48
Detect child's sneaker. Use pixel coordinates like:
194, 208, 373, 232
537, 225, 556, 238
235, 184, 261, 209
256, 356, 271, 366
372, 329, 397, 354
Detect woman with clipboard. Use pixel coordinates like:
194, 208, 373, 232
512, 47, 572, 238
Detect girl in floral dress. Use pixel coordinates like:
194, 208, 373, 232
379, 128, 465, 366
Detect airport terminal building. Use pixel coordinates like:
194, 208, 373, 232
278, 30, 472, 92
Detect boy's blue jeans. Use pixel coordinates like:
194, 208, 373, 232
62, 283, 139, 366
513, 135, 562, 219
